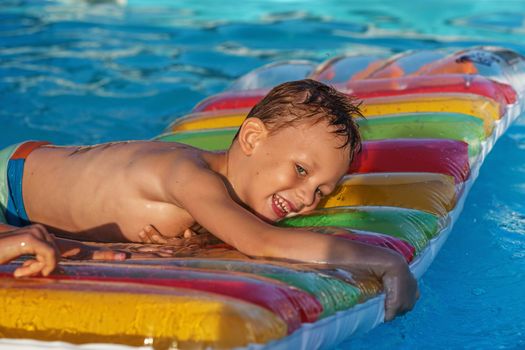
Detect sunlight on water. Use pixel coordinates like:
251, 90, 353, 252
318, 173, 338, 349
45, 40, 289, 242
489, 203, 525, 236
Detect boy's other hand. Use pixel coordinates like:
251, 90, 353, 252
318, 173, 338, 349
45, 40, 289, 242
304, 225, 419, 320
382, 257, 419, 321
0, 224, 59, 277
55, 237, 127, 261
138, 224, 195, 244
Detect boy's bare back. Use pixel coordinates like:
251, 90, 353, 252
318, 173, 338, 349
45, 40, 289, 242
24, 141, 219, 242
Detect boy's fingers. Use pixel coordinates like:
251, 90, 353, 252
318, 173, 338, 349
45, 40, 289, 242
151, 234, 167, 244
139, 229, 160, 244
384, 297, 407, 322
384, 309, 395, 322
60, 247, 82, 258
21, 259, 34, 267
384, 293, 396, 321
30, 239, 59, 276
91, 249, 127, 261
138, 230, 151, 243
13, 260, 45, 278
38, 249, 58, 276
144, 225, 168, 244
183, 229, 195, 238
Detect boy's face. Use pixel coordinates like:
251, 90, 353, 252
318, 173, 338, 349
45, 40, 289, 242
237, 119, 351, 222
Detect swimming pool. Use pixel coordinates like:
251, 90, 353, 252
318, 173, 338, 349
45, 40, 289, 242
1, 1, 524, 349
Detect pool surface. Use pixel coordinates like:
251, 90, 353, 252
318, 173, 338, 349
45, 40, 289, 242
1, 1, 524, 349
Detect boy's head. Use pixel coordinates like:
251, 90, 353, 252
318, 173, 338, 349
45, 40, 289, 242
236, 79, 362, 163
229, 79, 363, 222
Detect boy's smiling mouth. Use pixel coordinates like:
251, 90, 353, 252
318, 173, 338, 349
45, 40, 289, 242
271, 194, 297, 219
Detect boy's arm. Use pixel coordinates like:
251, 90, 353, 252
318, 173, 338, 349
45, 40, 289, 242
169, 164, 419, 321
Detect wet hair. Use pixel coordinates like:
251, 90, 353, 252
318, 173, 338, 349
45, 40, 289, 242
235, 79, 363, 163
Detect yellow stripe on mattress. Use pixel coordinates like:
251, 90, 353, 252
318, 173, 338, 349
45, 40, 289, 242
0, 279, 286, 348
319, 172, 458, 217
360, 94, 499, 135
171, 110, 248, 132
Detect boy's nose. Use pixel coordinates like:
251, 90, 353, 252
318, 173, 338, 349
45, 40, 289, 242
297, 186, 318, 209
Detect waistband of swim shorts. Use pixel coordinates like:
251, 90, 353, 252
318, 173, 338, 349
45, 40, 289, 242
0, 143, 23, 224
0, 141, 50, 225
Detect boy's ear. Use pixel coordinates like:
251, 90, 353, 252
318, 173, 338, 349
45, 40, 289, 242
238, 118, 268, 156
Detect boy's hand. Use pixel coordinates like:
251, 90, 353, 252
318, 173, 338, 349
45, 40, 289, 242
0, 224, 59, 277
55, 237, 127, 261
302, 226, 418, 320
381, 257, 419, 321
138, 224, 195, 244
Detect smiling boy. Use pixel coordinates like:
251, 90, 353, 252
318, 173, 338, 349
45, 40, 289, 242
0, 79, 418, 320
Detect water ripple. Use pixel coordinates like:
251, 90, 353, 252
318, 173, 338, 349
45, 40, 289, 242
452, 13, 525, 33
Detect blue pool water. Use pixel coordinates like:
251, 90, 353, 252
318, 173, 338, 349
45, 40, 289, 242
1, 1, 524, 349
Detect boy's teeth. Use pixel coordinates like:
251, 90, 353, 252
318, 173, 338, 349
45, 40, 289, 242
275, 195, 289, 214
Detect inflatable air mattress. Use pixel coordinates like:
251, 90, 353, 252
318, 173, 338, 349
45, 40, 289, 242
1, 46, 524, 350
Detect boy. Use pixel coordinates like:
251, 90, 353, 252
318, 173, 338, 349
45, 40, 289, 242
0, 79, 418, 321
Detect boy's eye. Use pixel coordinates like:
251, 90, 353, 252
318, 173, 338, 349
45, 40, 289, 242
315, 187, 324, 198
295, 164, 307, 176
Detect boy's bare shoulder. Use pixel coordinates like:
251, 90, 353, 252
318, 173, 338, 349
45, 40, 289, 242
144, 142, 229, 200
69, 141, 231, 212
155, 142, 214, 176
104, 141, 209, 171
